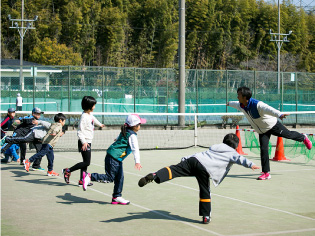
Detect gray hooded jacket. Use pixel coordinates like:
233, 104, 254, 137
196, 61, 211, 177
183, 143, 255, 187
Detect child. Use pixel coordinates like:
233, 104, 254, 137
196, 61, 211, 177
227, 86, 312, 180
1, 144, 20, 163
1, 107, 44, 168
138, 133, 259, 224
62, 96, 104, 185
1, 108, 16, 139
82, 114, 146, 205
24, 113, 66, 176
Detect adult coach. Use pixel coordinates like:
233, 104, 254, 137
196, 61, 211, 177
227, 86, 312, 180
16, 93, 23, 111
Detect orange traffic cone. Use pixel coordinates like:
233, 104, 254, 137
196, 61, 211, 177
236, 125, 247, 155
270, 137, 290, 161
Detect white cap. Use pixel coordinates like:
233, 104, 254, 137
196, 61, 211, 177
17, 93, 20, 96
125, 114, 146, 127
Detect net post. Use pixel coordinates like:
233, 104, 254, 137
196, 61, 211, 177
194, 114, 198, 147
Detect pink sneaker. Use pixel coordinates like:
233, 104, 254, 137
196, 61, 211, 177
303, 134, 312, 150
258, 172, 271, 180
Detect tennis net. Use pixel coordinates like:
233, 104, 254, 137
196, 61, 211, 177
1, 111, 315, 152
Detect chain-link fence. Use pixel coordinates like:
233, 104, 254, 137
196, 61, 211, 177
1, 65, 315, 113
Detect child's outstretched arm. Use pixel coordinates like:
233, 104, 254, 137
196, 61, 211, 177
251, 165, 260, 171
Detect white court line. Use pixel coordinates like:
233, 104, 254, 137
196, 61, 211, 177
59, 154, 315, 222
229, 228, 315, 236
56, 154, 315, 235
51, 155, 222, 236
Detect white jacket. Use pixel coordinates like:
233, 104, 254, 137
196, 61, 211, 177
228, 98, 282, 134
77, 112, 102, 144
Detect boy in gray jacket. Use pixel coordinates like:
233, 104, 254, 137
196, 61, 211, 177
138, 133, 259, 224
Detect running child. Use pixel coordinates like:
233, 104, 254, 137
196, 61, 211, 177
62, 96, 105, 185
24, 113, 66, 176
227, 86, 312, 180
1, 107, 44, 167
82, 114, 146, 205
1, 144, 20, 163
1, 108, 16, 139
138, 133, 260, 224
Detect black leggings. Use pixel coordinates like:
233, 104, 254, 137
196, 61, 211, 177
259, 121, 305, 173
155, 157, 211, 217
69, 140, 91, 180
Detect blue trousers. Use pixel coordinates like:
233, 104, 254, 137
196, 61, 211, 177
29, 144, 54, 171
91, 154, 124, 198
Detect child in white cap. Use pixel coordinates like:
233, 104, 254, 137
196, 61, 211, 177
82, 114, 146, 205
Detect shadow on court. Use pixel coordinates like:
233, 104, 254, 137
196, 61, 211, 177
16, 178, 67, 186
101, 210, 200, 224
56, 193, 110, 205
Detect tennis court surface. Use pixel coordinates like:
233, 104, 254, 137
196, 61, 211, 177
2, 147, 315, 236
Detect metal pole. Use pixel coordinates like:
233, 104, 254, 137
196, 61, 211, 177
20, 0, 24, 91
226, 70, 228, 113
33, 66, 35, 107
134, 68, 136, 112
295, 72, 298, 126
8, 3, 38, 92
277, 0, 281, 94
178, 0, 185, 126
281, 72, 284, 111
254, 70, 256, 98
68, 66, 70, 112
102, 67, 105, 123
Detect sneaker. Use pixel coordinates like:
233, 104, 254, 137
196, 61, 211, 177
82, 171, 91, 191
47, 170, 59, 176
111, 197, 130, 205
0, 137, 6, 146
303, 134, 312, 150
62, 168, 71, 184
32, 167, 45, 171
78, 180, 93, 186
202, 216, 211, 224
23, 159, 31, 172
138, 173, 155, 187
258, 172, 271, 180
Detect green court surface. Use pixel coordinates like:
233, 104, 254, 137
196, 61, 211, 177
1, 147, 315, 236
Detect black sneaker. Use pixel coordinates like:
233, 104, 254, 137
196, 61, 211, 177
138, 173, 155, 187
62, 168, 71, 184
202, 216, 211, 224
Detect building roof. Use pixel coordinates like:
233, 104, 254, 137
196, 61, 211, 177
1, 59, 42, 66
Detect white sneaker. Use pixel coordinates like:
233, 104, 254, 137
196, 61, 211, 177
111, 197, 130, 205
82, 171, 91, 191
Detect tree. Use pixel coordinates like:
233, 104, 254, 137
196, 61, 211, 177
29, 38, 82, 65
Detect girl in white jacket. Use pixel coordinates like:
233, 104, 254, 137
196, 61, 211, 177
63, 96, 104, 185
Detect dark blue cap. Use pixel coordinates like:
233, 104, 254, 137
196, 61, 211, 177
8, 108, 16, 113
32, 107, 44, 114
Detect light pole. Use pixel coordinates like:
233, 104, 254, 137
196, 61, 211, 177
8, 0, 38, 91
178, 0, 185, 126
269, 0, 292, 94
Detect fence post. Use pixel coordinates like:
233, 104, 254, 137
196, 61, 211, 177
254, 70, 256, 98
134, 68, 136, 112
194, 114, 198, 147
225, 70, 228, 113
68, 66, 70, 112
33, 66, 35, 108
295, 72, 298, 126
281, 72, 284, 111
196, 69, 199, 113
102, 67, 105, 123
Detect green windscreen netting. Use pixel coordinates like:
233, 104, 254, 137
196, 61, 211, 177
244, 130, 315, 162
